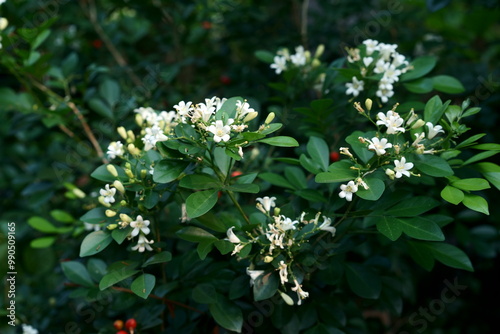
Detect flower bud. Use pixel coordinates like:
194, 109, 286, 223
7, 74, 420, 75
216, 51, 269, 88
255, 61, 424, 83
98, 196, 111, 207
72, 188, 86, 198
0, 18, 9, 31
411, 119, 426, 129
385, 169, 395, 180
120, 200, 128, 206
365, 98, 373, 111
117, 126, 128, 140
265, 112, 275, 125
106, 164, 118, 177
314, 44, 325, 58
280, 292, 294, 306
105, 209, 117, 217
141, 169, 147, 178
312, 59, 321, 67
273, 207, 281, 216
243, 111, 259, 123
119, 213, 132, 223
127, 130, 135, 142
125, 168, 134, 179
107, 224, 118, 230
264, 256, 274, 263
127, 143, 140, 156
113, 180, 125, 193
393, 144, 400, 154
135, 114, 144, 126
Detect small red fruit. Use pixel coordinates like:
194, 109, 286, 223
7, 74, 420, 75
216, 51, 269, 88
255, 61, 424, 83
113, 320, 124, 330
116, 331, 128, 334
330, 151, 340, 162
92, 39, 103, 49
231, 170, 243, 178
220, 75, 231, 85
125, 318, 137, 330
218, 191, 222, 199
201, 21, 212, 29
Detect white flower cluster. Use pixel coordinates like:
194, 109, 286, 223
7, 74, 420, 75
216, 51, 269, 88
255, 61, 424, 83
270, 44, 324, 75
345, 39, 412, 103
117, 214, 154, 252
22, 324, 39, 334
227, 197, 336, 305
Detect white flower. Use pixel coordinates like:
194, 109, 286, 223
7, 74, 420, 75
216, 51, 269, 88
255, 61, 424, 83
226, 226, 241, 243
378, 43, 398, 61
319, 217, 336, 235
373, 59, 389, 74
142, 124, 168, 150
192, 103, 215, 123
22, 324, 39, 334
367, 137, 392, 155
131, 234, 154, 252
107, 141, 124, 159
363, 57, 374, 67
376, 86, 395, 104
412, 132, 425, 147
134, 107, 159, 126
376, 110, 404, 134
246, 268, 265, 286
270, 55, 287, 74
363, 39, 379, 55
339, 181, 358, 201
276, 215, 298, 231
236, 100, 256, 120
99, 184, 116, 204
266, 223, 285, 251
207, 120, 232, 142
173, 101, 193, 117
290, 46, 307, 66
291, 279, 309, 305
382, 64, 401, 83
392, 53, 407, 67
231, 243, 244, 256
149, 164, 154, 175
393, 156, 414, 178
256, 196, 276, 213
345, 77, 365, 97
278, 261, 288, 285
84, 222, 101, 231
130, 215, 151, 237
426, 122, 445, 139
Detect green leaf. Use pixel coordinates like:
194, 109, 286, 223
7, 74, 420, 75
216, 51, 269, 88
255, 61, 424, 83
462, 151, 499, 166
197, 240, 215, 260
423, 95, 443, 125
472, 162, 500, 191
300, 154, 322, 174
376, 216, 403, 241
471, 143, 500, 151
131, 274, 156, 299
99, 266, 140, 290
215, 240, 234, 255
385, 196, 440, 217
258, 136, 299, 147
179, 174, 221, 189
99, 79, 120, 108
61, 261, 94, 287
91, 164, 126, 182
345, 263, 381, 299
80, 207, 107, 224
193, 283, 218, 304
88, 98, 114, 119
414, 154, 454, 177
455, 133, 486, 149
259, 172, 294, 189
399, 217, 445, 241
356, 177, 385, 201
462, 107, 481, 118
215, 96, 243, 120
28, 216, 57, 233
176, 226, 218, 243
432, 75, 465, 94
225, 183, 260, 193
31, 29, 51, 50
316, 161, 357, 183
462, 193, 489, 215
142, 251, 173, 267
404, 78, 433, 94
79, 231, 113, 257
50, 210, 74, 223
209, 298, 243, 333
423, 242, 474, 271
153, 160, 188, 183
112, 227, 131, 245
406, 241, 435, 271
441, 185, 464, 205
295, 189, 328, 203
400, 56, 437, 82
185, 190, 219, 218
307, 137, 330, 172
253, 272, 279, 301
451, 178, 490, 191
30, 236, 56, 248
284, 166, 307, 190
345, 131, 374, 164
255, 50, 275, 64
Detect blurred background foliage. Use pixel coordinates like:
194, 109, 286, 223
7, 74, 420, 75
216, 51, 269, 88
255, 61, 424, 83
1, 0, 499, 333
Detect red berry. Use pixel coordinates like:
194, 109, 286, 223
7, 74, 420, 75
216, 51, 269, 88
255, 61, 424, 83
218, 191, 222, 199
116, 331, 128, 334
125, 318, 137, 330
330, 151, 340, 162
201, 21, 212, 29
92, 39, 103, 49
220, 75, 231, 85
231, 171, 243, 177
113, 320, 124, 330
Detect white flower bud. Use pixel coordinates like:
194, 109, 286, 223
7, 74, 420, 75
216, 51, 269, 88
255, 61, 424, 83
264, 256, 274, 263
113, 180, 125, 193
117, 126, 128, 140
365, 98, 373, 111
105, 209, 117, 217
412, 119, 426, 129
106, 164, 118, 177
98, 196, 111, 207
280, 292, 295, 306
0, 18, 9, 31
243, 111, 259, 123
265, 112, 275, 124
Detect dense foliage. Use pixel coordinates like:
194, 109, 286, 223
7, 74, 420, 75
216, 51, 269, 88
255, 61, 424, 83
1, 1, 499, 333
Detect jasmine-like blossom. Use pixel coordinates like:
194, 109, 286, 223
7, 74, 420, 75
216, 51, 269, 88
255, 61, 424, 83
84, 222, 101, 231
345, 76, 364, 97
319, 217, 336, 235
131, 234, 154, 252
291, 279, 309, 305
22, 324, 39, 334
412, 132, 426, 147
173, 101, 192, 118
266, 223, 285, 251
393, 156, 414, 178
363, 57, 374, 67
376, 110, 405, 134
231, 243, 244, 255
367, 137, 392, 155
373, 59, 389, 74
130, 215, 151, 237
207, 119, 232, 142
192, 103, 215, 123
278, 261, 288, 285
376, 86, 395, 103
134, 107, 159, 126
270, 55, 287, 74
426, 122, 445, 139
339, 181, 358, 201
226, 226, 241, 243
363, 39, 379, 55
290, 46, 307, 66
107, 141, 124, 159
256, 196, 277, 214
276, 215, 298, 231
236, 100, 256, 120
246, 268, 265, 286
99, 184, 116, 204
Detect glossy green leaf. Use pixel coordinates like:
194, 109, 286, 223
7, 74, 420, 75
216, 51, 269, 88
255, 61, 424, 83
404, 78, 433, 94
451, 178, 490, 191
193, 283, 218, 304
399, 217, 445, 241
472, 162, 500, 191
376, 216, 403, 241
80, 207, 107, 224
28, 216, 57, 233
423, 95, 443, 125
414, 154, 454, 177
225, 183, 260, 193
400, 56, 437, 82
112, 227, 130, 245
176, 226, 218, 243
356, 177, 385, 201
88, 98, 113, 119
258, 136, 299, 147
407, 241, 435, 271
61, 261, 94, 287
80, 231, 113, 257
316, 160, 357, 183
185, 190, 219, 218
253, 272, 279, 301
209, 297, 243, 332
284, 166, 307, 190
179, 174, 221, 189
99, 79, 120, 108
91, 164, 126, 182
462, 193, 489, 215
131, 274, 156, 299
30, 236, 56, 248
441, 185, 464, 205
153, 160, 188, 183
423, 242, 473, 271
255, 50, 275, 63
259, 172, 294, 189
142, 251, 173, 267
385, 196, 439, 217
307, 136, 330, 172
345, 131, 374, 164
99, 266, 140, 290
197, 240, 215, 260
432, 75, 465, 94
50, 210, 74, 223
345, 263, 381, 299
462, 151, 499, 166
